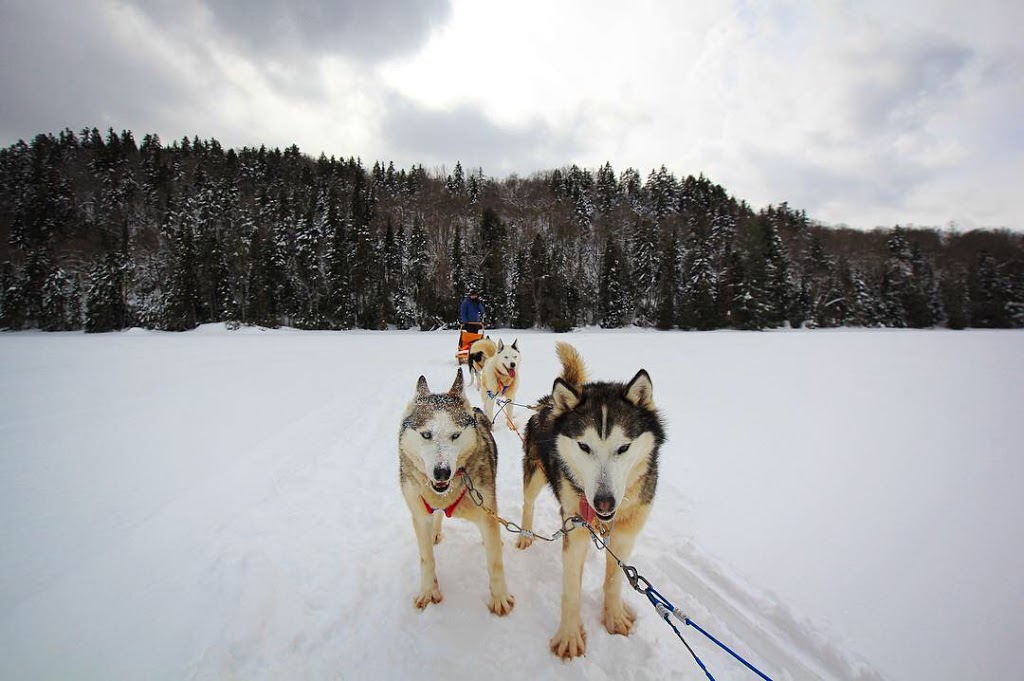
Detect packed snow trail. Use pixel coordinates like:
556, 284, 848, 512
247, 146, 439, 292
1, 326, 1021, 679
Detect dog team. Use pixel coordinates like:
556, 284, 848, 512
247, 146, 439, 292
399, 336, 665, 660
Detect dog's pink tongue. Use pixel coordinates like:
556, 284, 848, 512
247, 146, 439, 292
579, 496, 596, 524
508, 368, 516, 378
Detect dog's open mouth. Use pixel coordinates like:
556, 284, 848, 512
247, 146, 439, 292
580, 496, 616, 524
430, 479, 451, 494
507, 367, 516, 378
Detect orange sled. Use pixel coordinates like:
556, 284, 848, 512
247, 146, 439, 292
455, 322, 484, 364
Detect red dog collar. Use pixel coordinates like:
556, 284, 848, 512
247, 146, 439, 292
422, 485, 469, 518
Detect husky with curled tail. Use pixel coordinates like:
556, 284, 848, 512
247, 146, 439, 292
467, 336, 497, 388
517, 342, 665, 659
398, 369, 515, 615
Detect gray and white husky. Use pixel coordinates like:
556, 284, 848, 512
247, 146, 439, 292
398, 369, 515, 615
517, 342, 665, 659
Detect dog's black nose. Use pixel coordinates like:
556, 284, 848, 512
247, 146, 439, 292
593, 493, 616, 514
509, 362, 516, 368
433, 464, 452, 481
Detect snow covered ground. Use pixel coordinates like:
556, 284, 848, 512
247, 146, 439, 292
1, 326, 1021, 680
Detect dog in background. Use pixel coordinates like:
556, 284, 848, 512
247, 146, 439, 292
398, 369, 515, 615
517, 342, 665, 659
479, 339, 521, 426
467, 336, 497, 388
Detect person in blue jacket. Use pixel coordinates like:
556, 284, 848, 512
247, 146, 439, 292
460, 289, 484, 330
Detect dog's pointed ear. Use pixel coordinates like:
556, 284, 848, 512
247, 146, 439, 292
448, 368, 465, 396
512, 339, 519, 351
416, 375, 430, 398
497, 339, 505, 352
551, 377, 580, 415
625, 369, 654, 408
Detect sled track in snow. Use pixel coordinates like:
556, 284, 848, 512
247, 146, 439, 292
654, 543, 887, 681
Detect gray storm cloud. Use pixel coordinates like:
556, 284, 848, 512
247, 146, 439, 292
132, 0, 451, 62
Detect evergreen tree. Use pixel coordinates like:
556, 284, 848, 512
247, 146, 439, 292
969, 252, 1011, 328
244, 189, 287, 327
564, 165, 595, 229
879, 228, 912, 327
939, 267, 970, 330
720, 246, 760, 330
846, 264, 881, 327
803, 235, 844, 327
467, 167, 485, 204
655, 227, 679, 330
347, 167, 386, 329
678, 221, 719, 330
529, 232, 561, 330
546, 246, 573, 333
594, 162, 619, 215
0, 261, 24, 329
599, 236, 631, 327
629, 218, 659, 326
644, 166, 678, 221
619, 167, 643, 210
15, 248, 54, 326
788, 278, 809, 329
907, 243, 942, 327
84, 253, 129, 332
40, 267, 81, 331
450, 228, 467, 318
510, 246, 536, 328
163, 220, 200, 331
879, 228, 940, 328
446, 161, 465, 195
325, 215, 356, 329
406, 219, 432, 329
746, 214, 793, 327
1006, 261, 1024, 327
477, 208, 508, 325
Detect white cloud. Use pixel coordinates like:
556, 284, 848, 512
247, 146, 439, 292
379, 0, 1023, 229
1, 0, 1021, 229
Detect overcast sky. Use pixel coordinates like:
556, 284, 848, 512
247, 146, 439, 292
1, 0, 1021, 231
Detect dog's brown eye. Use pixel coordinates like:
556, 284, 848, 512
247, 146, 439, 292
617, 443, 631, 454
421, 431, 432, 440
451, 432, 461, 441
577, 442, 591, 454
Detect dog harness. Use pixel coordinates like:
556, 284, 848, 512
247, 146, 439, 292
486, 368, 515, 399
421, 485, 469, 517
486, 384, 510, 399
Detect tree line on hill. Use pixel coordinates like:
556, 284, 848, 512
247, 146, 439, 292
1, 127, 1022, 333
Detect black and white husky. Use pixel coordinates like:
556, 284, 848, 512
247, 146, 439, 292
518, 342, 665, 659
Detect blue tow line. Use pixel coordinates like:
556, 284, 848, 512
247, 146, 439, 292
580, 521, 774, 681
642, 582, 773, 681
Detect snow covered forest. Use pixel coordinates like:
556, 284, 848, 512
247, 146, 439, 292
2, 127, 1022, 333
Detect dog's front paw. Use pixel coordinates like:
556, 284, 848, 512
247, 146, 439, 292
488, 589, 515, 616
413, 581, 443, 610
602, 601, 636, 636
515, 534, 534, 550
550, 623, 587, 660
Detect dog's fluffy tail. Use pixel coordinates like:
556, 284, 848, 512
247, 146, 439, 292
555, 342, 587, 388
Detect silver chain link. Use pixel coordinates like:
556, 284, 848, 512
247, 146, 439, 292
459, 470, 580, 542
457, 472, 642, 591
